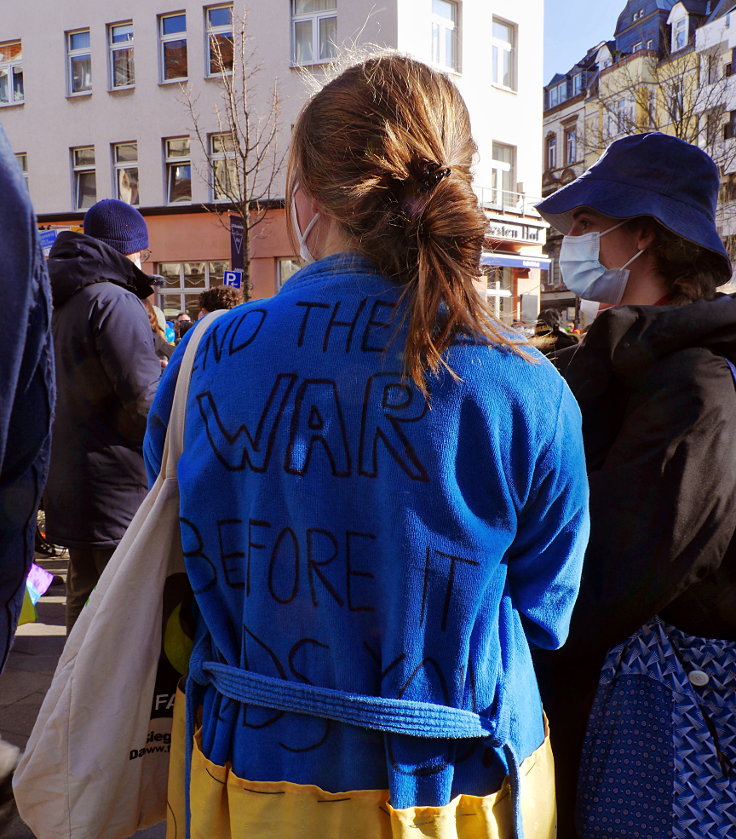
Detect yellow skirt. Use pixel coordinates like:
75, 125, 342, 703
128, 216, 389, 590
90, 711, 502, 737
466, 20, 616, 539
167, 688, 556, 839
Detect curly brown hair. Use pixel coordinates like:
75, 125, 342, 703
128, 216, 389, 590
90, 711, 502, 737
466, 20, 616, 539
626, 218, 730, 305
199, 285, 243, 313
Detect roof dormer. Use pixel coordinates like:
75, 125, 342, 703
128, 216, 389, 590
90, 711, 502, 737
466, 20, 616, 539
596, 42, 614, 69
668, 2, 691, 52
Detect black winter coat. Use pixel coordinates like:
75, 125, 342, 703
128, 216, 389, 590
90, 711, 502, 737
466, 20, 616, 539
535, 293, 736, 836
0, 126, 54, 668
44, 232, 160, 549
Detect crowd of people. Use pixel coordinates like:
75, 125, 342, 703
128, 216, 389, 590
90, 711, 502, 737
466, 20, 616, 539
2, 51, 736, 839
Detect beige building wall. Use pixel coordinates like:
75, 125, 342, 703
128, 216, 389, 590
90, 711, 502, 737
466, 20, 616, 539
1, 0, 545, 313
0, 1, 397, 214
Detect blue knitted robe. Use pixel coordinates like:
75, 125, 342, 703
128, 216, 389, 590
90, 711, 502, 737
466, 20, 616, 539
144, 252, 589, 807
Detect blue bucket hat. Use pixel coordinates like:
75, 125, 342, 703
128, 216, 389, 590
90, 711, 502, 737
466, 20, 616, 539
536, 132, 731, 281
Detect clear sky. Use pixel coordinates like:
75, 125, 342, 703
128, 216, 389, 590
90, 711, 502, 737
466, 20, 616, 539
544, 0, 624, 84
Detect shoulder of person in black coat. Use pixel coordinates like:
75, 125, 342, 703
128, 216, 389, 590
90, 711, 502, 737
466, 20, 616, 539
48, 231, 154, 306
553, 295, 736, 659
0, 125, 54, 669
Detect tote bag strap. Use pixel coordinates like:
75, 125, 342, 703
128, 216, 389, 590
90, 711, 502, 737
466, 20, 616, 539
161, 309, 229, 479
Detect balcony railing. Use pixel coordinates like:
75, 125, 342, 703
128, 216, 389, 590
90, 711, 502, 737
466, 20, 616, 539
474, 187, 542, 217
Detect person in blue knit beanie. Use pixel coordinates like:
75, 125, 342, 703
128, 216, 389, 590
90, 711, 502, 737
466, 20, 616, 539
145, 55, 589, 839
44, 199, 160, 631
82, 198, 149, 261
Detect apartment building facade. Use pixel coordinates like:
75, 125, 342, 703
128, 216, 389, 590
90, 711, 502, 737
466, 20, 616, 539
539, 0, 736, 322
1, 0, 545, 320
696, 1, 736, 257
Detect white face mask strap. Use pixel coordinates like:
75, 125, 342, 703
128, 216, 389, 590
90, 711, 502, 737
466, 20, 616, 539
292, 185, 319, 241
599, 219, 628, 238
598, 218, 646, 270
622, 248, 645, 270
300, 212, 319, 242
605, 220, 647, 269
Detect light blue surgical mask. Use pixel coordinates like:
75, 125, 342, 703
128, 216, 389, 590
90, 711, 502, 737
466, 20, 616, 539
559, 220, 645, 304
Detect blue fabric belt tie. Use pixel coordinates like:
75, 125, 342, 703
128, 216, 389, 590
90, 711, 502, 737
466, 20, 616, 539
184, 634, 525, 838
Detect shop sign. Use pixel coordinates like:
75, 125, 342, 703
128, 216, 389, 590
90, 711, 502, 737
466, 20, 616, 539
487, 221, 543, 243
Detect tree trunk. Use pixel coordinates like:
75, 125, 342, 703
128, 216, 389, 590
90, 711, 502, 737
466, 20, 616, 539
241, 210, 251, 302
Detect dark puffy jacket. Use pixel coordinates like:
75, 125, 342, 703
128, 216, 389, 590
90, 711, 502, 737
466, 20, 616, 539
560, 295, 736, 650
44, 232, 160, 549
535, 293, 736, 836
0, 127, 54, 670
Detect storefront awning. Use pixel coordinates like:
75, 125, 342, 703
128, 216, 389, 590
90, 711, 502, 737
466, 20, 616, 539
482, 252, 551, 271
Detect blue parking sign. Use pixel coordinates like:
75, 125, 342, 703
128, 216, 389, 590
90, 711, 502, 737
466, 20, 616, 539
223, 270, 243, 289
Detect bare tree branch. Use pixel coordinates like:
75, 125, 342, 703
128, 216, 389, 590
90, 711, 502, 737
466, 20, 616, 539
580, 44, 736, 260
181, 8, 286, 298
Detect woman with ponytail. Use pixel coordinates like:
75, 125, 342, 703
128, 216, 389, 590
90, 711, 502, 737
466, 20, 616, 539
145, 54, 589, 839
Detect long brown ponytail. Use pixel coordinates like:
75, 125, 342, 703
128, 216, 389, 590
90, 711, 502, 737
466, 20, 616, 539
287, 54, 527, 392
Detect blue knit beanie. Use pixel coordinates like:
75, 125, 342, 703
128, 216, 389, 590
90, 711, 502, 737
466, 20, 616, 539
83, 199, 149, 255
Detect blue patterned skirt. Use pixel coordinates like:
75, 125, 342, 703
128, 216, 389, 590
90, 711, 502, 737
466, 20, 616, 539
577, 617, 736, 839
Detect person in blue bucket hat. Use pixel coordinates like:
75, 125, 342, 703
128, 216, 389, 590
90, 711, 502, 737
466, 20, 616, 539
534, 132, 736, 838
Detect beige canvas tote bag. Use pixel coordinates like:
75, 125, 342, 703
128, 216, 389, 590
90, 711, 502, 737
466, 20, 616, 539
14, 309, 227, 839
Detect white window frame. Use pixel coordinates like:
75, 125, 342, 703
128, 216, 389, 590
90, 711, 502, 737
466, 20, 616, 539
291, 0, 337, 67
278, 257, 301, 288
108, 21, 134, 89
606, 103, 617, 140
646, 87, 657, 126
209, 132, 237, 202
482, 266, 513, 323
165, 137, 192, 204
671, 80, 684, 122
546, 135, 557, 170
206, 4, 234, 76
549, 81, 565, 108
491, 141, 516, 207
672, 16, 687, 52
71, 146, 96, 210
565, 127, 577, 165
616, 96, 635, 133
160, 12, 188, 82
155, 260, 230, 320
112, 141, 139, 205
67, 29, 92, 96
15, 152, 28, 189
704, 52, 717, 85
0, 41, 23, 106
431, 0, 459, 73
572, 72, 583, 95
492, 17, 516, 91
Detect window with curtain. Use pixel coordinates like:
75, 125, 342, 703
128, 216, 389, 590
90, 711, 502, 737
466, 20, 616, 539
292, 0, 337, 66
0, 41, 23, 105
67, 30, 92, 94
